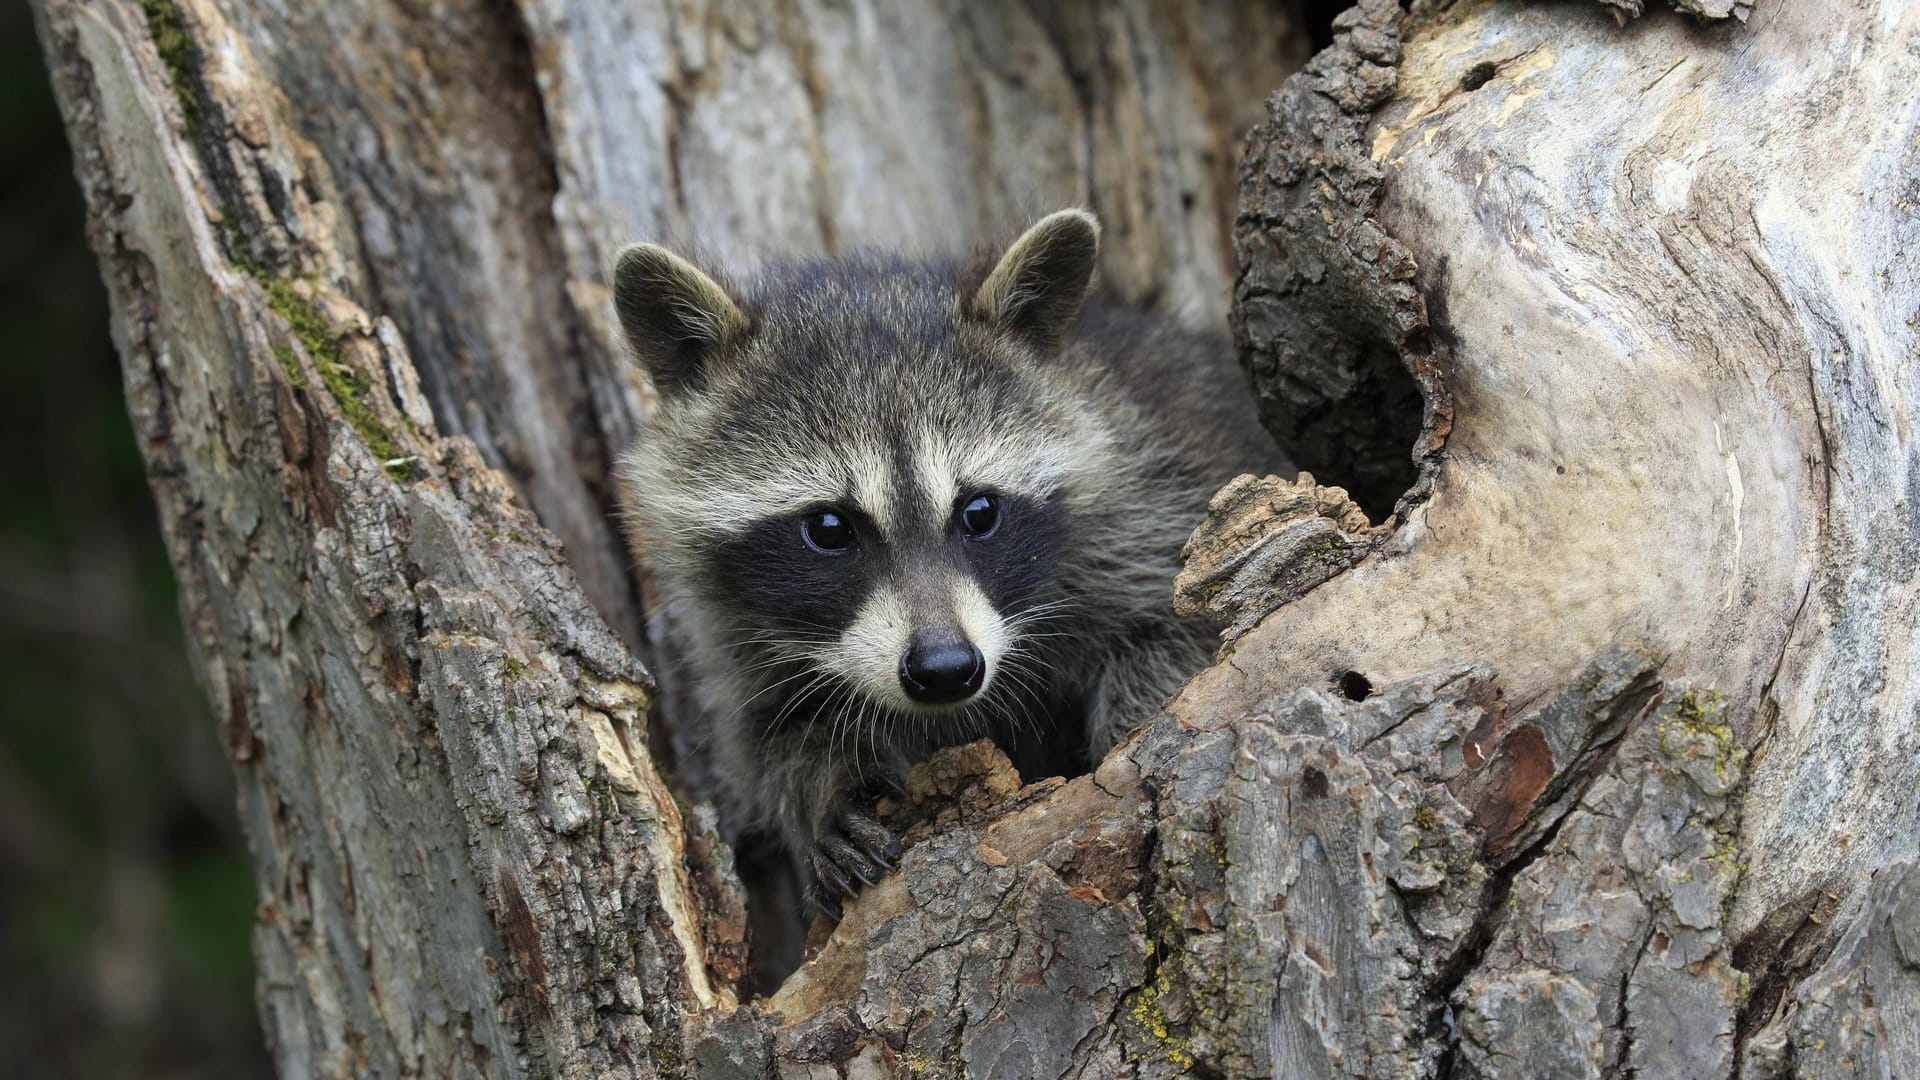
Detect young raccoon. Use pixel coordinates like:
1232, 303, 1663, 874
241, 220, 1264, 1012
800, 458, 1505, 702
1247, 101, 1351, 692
613, 211, 1277, 915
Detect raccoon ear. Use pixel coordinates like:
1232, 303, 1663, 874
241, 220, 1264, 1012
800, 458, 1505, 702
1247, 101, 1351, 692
971, 209, 1101, 353
610, 243, 748, 396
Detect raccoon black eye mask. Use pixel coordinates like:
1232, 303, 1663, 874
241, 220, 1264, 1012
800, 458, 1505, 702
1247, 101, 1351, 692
612, 209, 1280, 920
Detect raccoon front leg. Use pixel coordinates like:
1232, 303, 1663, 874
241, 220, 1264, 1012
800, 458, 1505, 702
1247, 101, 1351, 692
805, 788, 899, 918
764, 740, 902, 919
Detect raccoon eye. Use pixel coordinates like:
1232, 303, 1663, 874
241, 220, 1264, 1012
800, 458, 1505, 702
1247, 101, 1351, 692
800, 509, 854, 554
958, 493, 1001, 539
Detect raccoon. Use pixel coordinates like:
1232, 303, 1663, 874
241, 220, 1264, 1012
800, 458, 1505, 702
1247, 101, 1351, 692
612, 210, 1277, 916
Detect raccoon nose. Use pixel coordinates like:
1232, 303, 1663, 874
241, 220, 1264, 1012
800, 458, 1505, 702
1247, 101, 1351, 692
899, 637, 985, 705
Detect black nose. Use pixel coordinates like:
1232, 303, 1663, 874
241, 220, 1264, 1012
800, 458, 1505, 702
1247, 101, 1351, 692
899, 638, 985, 705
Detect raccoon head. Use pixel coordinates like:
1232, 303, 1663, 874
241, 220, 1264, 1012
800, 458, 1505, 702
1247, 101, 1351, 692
613, 211, 1112, 724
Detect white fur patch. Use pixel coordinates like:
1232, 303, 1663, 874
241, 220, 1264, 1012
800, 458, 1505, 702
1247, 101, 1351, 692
913, 429, 960, 527
910, 413, 1112, 519
952, 578, 1008, 697
845, 442, 897, 540
621, 436, 898, 541
823, 586, 915, 710
818, 578, 1010, 714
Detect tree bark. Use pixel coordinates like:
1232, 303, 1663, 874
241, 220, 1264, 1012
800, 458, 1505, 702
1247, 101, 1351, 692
29, 0, 1920, 1076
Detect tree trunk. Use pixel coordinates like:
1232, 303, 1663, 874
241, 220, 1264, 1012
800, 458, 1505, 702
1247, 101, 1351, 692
29, 0, 1919, 1076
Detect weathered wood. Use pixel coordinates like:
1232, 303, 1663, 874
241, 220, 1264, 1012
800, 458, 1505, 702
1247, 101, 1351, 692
30, 0, 723, 1071
31, 0, 1920, 1074
718, 646, 1713, 1076
1222, 0, 1919, 1072
1741, 861, 1920, 1078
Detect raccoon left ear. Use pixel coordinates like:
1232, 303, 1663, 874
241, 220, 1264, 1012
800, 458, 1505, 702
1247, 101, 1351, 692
971, 209, 1101, 353
610, 243, 748, 397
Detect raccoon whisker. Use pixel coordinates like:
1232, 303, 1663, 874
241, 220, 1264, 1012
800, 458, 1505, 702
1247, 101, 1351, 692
724, 644, 808, 666
1005, 597, 1083, 622
773, 669, 841, 737
837, 692, 861, 781
1002, 611, 1076, 632
992, 674, 1042, 712
1006, 599, 1082, 618
762, 673, 844, 770
742, 672, 839, 764
759, 613, 851, 634
776, 677, 840, 737
1015, 621, 1076, 640
1006, 630, 1075, 644
998, 634, 1059, 676
721, 626, 840, 641
817, 678, 864, 783
986, 683, 1040, 756
837, 696, 869, 786
996, 647, 1061, 747
857, 699, 883, 785
993, 661, 1048, 748
737, 660, 831, 710
726, 626, 838, 641
1013, 599, 1081, 619
727, 648, 826, 676
793, 684, 841, 778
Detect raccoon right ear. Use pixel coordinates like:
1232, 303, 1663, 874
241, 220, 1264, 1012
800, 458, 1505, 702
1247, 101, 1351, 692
971, 209, 1101, 353
611, 243, 748, 396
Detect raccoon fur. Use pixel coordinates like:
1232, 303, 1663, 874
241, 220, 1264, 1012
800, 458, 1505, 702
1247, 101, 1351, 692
612, 210, 1278, 916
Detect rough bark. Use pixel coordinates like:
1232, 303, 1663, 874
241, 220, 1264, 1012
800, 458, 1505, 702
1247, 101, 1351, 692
1221, 0, 1919, 1073
30, 0, 1920, 1076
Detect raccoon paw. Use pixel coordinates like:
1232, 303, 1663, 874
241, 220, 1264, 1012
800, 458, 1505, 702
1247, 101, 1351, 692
808, 799, 901, 920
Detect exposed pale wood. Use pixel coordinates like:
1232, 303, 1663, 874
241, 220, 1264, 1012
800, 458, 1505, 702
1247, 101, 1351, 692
1233, 0, 1919, 950
1222, 0, 1919, 1072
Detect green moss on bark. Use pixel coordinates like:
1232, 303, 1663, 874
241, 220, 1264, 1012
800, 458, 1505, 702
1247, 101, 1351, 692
254, 274, 413, 480
135, 0, 200, 137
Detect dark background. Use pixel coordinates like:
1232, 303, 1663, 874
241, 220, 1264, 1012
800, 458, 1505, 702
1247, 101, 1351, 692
2, 1, 268, 1074
1, 0, 1345, 1073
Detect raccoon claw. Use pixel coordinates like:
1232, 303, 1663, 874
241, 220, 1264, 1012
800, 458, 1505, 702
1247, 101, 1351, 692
808, 801, 899, 918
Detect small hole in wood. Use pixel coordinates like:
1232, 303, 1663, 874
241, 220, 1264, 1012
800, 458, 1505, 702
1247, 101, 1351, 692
1338, 670, 1374, 701
1301, 0, 1351, 51
1461, 61, 1499, 92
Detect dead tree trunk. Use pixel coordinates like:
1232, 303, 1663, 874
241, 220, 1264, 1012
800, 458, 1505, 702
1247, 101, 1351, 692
28, 0, 1918, 1075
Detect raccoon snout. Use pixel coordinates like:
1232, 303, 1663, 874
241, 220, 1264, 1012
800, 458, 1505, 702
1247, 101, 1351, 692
898, 635, 985, 705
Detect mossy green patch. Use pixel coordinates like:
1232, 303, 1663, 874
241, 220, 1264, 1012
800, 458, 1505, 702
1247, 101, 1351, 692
270, 343, 305, 390
585, 774, 619, 819
1124, 971, 1195, 1070
257, 274, 413, 480
648, 1029, 685, 1079
1671, 688, 1734, 749
898, 1048, 969, 1078
136, 0, 200, 137
1660, 686, 1743, 787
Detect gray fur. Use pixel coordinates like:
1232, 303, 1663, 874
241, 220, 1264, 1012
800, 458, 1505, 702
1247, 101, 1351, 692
612, 211, 1278, 913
